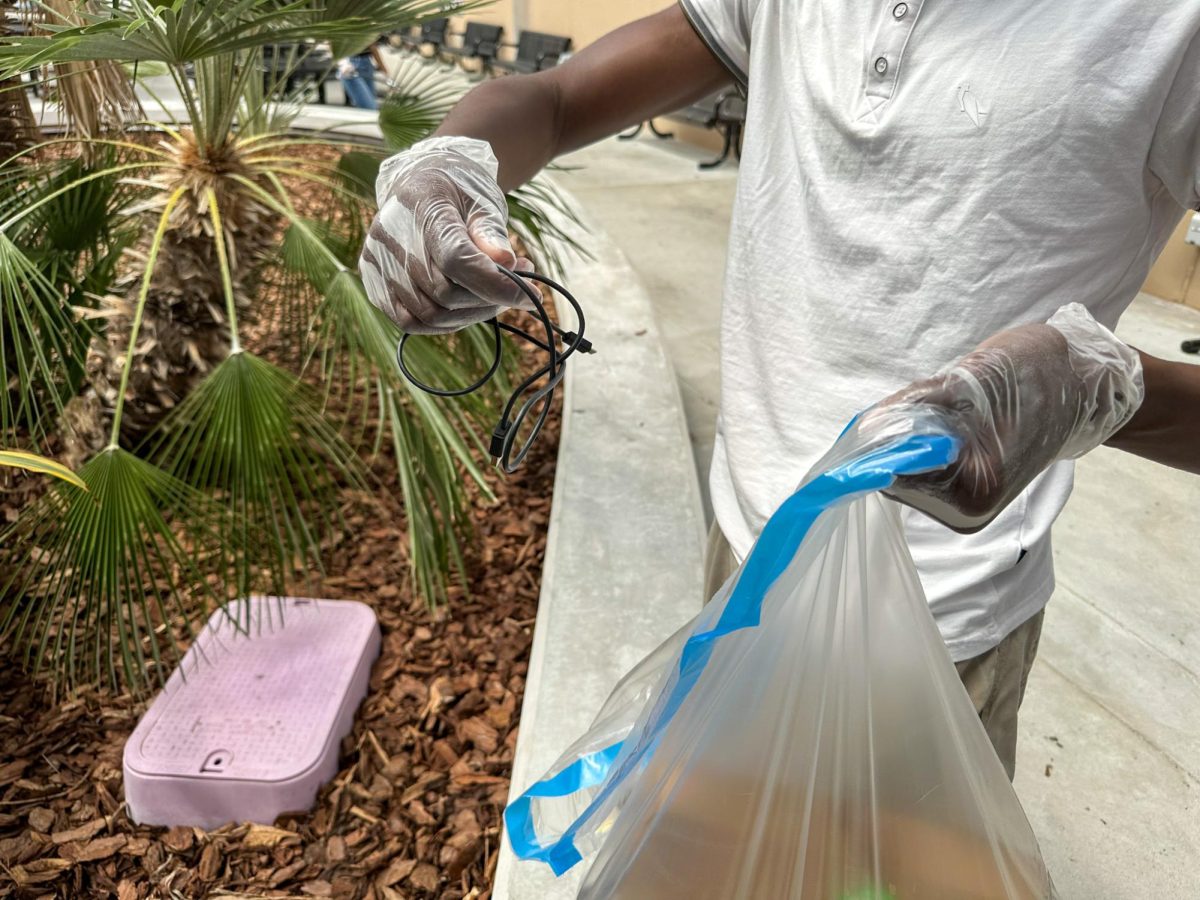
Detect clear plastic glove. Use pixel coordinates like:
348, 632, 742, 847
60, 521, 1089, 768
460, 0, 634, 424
336, 57, 357, 78
866, 304, 1145, 532
358, 136, 532, 334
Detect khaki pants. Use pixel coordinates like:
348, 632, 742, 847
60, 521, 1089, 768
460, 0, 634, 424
703, 523, 1044, 780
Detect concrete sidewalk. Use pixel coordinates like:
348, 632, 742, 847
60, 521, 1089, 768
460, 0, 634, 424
557, 136, 737, 522
554, 134, 1200, 899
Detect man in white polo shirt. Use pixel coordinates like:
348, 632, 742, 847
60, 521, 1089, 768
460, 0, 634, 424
358, 2, 1200, 777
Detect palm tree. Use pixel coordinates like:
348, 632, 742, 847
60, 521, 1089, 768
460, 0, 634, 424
0, 0, 583, 694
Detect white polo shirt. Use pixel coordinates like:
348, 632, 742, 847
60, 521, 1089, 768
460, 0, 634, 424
679, 0, 1200, 660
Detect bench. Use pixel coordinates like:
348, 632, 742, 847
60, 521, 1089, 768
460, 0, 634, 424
620, 89, 747, 170
492, 31, 572, 75
262, 43, 336, 105
443, 21, 504, 75
398, 17, 450, 56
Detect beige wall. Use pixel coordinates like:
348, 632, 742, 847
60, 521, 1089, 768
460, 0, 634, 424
521, 0, 666, 47
453, 0, 664, 47
1144, 215, 1200, 310
452, 1, 513, 35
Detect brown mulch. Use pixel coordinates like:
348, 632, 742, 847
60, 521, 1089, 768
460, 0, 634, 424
0, 140, 569, 898
0, 405, 557, 899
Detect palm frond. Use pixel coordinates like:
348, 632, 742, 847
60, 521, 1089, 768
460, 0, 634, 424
0, 145, 141, 448
148, 351, 370, 597
377, 56, 471, 152
36, 0, 142, 138
313, 270, 497, 602
0, 1, 483, 74
0, 230, 92, 442
0, 447, 221, 694
507, 177, 591, 279
3, 147, 141, 262
0, 449, 87, 489
335, 149, 381, 202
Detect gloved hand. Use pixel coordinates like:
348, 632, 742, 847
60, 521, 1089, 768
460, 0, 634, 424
336, 57, 357, 78
867, 304, 1145, 532
358, 136, 532, 334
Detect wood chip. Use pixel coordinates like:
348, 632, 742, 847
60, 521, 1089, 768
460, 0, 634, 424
0, 759, 29, 787
52, 816, 107, 844
198, 841, 223, 880
160, 824, 194, 853
408, 861, 440, 893
243, 823, 299, 849
26, 807, 55, 833
378, 857, 417, 887
65, 834, 126, 862
325, 834, 346, 862
269, 859, 308, 887
458, 717, 500, 754
347, 805, 382, 825
10, 857, 71, 885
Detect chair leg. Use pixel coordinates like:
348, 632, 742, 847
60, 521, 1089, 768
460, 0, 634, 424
647, 119, 675, 139
618, 122, 644, 141
699, 125, 734, 170
468, 57, 491, 81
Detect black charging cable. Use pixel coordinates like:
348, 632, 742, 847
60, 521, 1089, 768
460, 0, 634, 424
395, 266, 593, 473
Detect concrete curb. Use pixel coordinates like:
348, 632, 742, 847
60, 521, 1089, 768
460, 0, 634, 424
490, 184, 708, 899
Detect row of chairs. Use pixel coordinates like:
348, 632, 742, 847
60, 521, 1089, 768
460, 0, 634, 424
395, 19, 744, 169
395, 19, 573, 76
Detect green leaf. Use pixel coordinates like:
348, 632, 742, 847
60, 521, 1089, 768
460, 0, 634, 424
0, 448, 222, 695
0, 231, 92, 443
507, 177, 591, 279
279, 216, 360, 289
148, 351, 370, 597
336, 150, 382, 202
0, 450, 87, 490
0, 145, 142, 445
377, 56, 471, 152
311, 270, 501, 602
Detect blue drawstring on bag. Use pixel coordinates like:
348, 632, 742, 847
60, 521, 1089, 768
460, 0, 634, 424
505, 427, 960, 874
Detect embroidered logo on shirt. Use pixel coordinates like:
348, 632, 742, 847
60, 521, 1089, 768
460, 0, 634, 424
957, 83, 988, 128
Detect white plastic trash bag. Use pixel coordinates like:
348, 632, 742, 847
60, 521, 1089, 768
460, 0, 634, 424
505, 407, 1056, 899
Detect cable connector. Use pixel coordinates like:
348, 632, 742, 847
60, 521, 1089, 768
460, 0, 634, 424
563, 332, 595, 354
489, 423, 510, 460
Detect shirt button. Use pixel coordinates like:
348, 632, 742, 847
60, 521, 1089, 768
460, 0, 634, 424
893, 2, 909, 19
874, 56, 889, 75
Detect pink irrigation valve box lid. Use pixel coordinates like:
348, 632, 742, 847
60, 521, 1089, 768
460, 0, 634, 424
123, 596, 380, 829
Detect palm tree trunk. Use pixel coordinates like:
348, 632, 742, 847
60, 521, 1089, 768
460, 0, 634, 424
0, 2, 37, 158
62, 200, 277, 463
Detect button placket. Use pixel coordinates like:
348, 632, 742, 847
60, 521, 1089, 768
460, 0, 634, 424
865, 0, 923, 103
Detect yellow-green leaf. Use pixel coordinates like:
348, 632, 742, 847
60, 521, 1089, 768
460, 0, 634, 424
0, 451, 88, 490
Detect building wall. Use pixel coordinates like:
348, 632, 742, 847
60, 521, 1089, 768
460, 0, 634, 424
521, 0, 667, 47
451, 0, 513, 35
450, 1, 664, 51
1144, 215, 1200, 309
